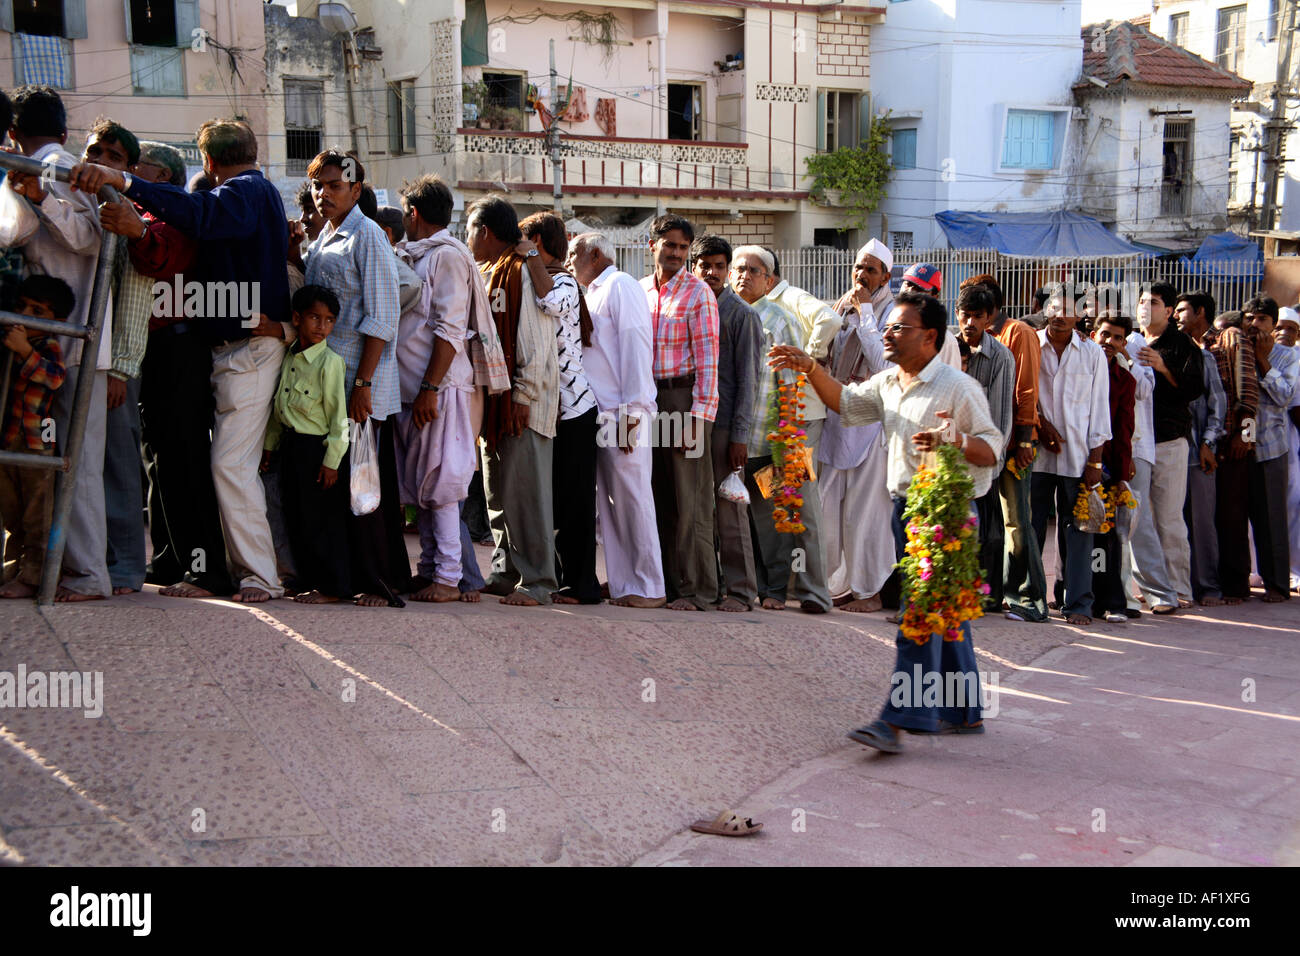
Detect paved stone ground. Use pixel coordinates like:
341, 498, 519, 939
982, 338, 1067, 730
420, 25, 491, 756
0, 539, 1296, 866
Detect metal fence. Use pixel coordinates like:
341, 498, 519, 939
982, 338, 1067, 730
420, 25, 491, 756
613, 244, 1268, 322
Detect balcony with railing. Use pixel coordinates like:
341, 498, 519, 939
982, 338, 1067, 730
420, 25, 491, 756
454, 128, 805, 201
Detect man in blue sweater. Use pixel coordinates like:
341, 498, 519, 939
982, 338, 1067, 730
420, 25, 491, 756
71, 119, 290, 603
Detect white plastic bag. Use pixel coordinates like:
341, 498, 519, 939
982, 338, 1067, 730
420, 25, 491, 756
349, 418, 381, 516
0, 176, 39, 248
718, 468, 750, 505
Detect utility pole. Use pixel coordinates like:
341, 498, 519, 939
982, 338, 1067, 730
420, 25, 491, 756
1260, 0, 1297, 231
549, 39, 563, 215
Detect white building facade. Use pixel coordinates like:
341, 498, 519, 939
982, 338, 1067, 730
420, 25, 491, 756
1147, 0, 1298, 231
868, 0, 1085, 252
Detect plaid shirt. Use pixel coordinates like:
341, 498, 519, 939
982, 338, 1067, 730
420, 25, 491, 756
1256, 342, 1299, 462
641, 268, 720, 421
3, 336, 66, 450
111, 239, 153, 381
305, 204, 401, 421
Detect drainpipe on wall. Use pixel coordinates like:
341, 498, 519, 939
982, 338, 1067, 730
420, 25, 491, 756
656, 1, 667, 215
343, 32, 361, 156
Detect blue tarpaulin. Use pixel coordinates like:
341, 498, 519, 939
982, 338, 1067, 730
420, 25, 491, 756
1179, 231, 1263, 285
935, 210, 1150, 257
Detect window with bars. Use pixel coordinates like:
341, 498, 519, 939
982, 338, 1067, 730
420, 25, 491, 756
891, 232, 914, 253
1162, 119, 1193, 216
285, 79, 324, 176
1216, 5, 1247, 73
1168, 12, 1189, 48
1228, 130, 1241, 201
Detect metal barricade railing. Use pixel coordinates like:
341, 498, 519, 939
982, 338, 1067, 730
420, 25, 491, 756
0, 152, 120, 606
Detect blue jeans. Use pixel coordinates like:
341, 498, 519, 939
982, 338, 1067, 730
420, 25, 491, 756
879, 620, 983, 732
1030, 472, 1094, 618
1001, 465, 1047, 620
458, 499, 485, 592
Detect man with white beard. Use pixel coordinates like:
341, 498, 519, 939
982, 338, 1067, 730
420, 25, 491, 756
567, 232, 666, 608
820, 238, 896, 612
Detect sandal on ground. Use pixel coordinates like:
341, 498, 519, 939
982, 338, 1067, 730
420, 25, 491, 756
1152, 604, 1177, 615
846, 719, 903, 753
689, 809, 763, 837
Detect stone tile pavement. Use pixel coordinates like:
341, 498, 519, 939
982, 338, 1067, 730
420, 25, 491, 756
0, 542, 1296, 866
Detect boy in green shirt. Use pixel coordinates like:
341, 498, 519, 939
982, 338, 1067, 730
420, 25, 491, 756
261, 285, 351, 603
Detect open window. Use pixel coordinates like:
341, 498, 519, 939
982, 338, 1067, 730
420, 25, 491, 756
387, 79, 417, 154
124, 0, 198, 97
4, 0, 86, 88
816, 90, 870, 152
667, 82, 703, 141
1215, 5, 1247, 73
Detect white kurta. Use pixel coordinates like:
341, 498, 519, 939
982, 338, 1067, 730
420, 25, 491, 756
584, 265, 664, 598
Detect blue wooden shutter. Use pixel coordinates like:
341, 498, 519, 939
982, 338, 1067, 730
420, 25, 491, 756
816, 90, 827, 151
0, 1, 14, 34
175, 0, 200, 48
63, 0, 87, 39
858, 91, 871, 147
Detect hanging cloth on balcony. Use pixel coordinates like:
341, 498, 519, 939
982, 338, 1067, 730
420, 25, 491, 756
594, 98, 616, 137
17, 34, 67, 88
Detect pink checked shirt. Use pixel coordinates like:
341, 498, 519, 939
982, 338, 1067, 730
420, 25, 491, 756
640, 268, 720, 422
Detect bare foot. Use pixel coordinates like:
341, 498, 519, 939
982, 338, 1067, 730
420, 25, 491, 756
1260, 590, 1289, 603
832, 592, 855, 607
761, 597, 786, 611
552, 594, 580, 605
231, 587, 272, 603
410, 583, 460, 603
1197, 596, 1223, 607
717, 596, 748, 612
0, 580, 36, 599
294, 590, 339, 605
55, 587, 105, 603
501, 591, 541, 606
160, 582, 214, 599
1066, 613, 1092, 625
1178, 599, 1193, 608
1222, 595, 1244, 605
112, 586, 137, 596
841, 594, 882, 613
610, 594, 667, 608
354, 593, 389, 607
667, 597, 704, 611
459, 589, 481, 603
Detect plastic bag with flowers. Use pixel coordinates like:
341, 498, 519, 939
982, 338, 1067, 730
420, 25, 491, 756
1072, 482, 1107, 534
897, 444, 989, 645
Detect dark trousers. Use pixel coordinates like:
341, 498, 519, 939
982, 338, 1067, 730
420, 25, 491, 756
1215, 455, 1251, 599
651, 383, 717, 608
552, 406, 601, 602
348, 418, 410, 606
1248, 453, 1292, 596
139, 327, 232, 594
975, 485, 1004, 607
463, 468, 490, 542
279, 429, 352, 598
1031, 472, 1094, 618
1091, 485, 1125, 614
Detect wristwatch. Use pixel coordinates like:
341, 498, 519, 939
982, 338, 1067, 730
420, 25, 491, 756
353, 378, 372, 388
120, 171, 133, 193
525, 248, 539, 258
419, 381, 440, 393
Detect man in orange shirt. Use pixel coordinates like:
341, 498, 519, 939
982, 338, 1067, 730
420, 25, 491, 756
962, 274, 1047, 621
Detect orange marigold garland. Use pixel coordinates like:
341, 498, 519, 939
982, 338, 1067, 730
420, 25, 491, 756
898, 444, 988, 644
766, 372, 809, 534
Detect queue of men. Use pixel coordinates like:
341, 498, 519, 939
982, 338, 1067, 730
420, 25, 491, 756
0, 86, 1296, 625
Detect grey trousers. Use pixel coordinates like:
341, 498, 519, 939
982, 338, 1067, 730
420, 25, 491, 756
745, 418, 831, 611
104, 374, 145, 591
711, 426, 757, 606
482, 427, 557, 604
52, 366, 110, 597
1123, 458, 1178, 609
1248, 453, 1292, 596
651, 384, 717, 609
1185, 462, 1220, 601
1152, 437, 1192, 602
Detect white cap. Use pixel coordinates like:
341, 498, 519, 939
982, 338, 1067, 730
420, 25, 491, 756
1278, 305, 1299, 327
855, 237, 892, 275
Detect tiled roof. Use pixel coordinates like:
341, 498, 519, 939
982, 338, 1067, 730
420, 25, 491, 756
1077, 20, 1253, 94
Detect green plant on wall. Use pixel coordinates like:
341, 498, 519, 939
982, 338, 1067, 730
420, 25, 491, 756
804, 111, 894, 232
